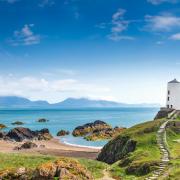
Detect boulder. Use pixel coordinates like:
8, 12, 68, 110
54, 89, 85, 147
57, 130, 70, 136
6, 127, 53, 142
37, 118, 49, 123
39, 144, 46, 148
0, 168, 31, 179
36, 128, 53, 140
0, 131, 6, 139
6, 127, 36, 142
59, 168, 77, 180
72, 120, 111, 137
11, 121, 24, 125
0, 124, 7, 130
33, 157, 92, 180
14, 141, 38, 150
97, 135, 137, 164
85, 126, 126, 141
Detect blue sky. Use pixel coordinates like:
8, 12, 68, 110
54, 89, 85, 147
0, 0, 180, 104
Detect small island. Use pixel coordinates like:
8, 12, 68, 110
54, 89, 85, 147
72, 120, 126, 141
11, 121, 24, 125
37, 118, 49, 123
57, 130, 70, 136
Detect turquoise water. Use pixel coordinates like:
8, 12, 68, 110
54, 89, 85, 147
0, 108, 159, 148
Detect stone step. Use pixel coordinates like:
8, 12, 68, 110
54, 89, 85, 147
162, 156, 169, 158
160, 163, 168, 166
152, 174, 159, 177
153, 171, 161, 175
159, 166, 165, 169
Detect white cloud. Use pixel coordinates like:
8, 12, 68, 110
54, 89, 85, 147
108, 34, 134, 41
145, 14, 180, 31
107, 8, 134, 41
0, 0, 19, 3
0, 75, 111, 103
39, 0, 54, 7
9, 24, 41, 46
147, 0, 178, 5
169, 33, 180, 40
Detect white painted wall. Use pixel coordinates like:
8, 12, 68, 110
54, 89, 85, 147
166, 80, 180, 110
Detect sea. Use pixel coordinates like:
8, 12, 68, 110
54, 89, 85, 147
0, 108, 159, 148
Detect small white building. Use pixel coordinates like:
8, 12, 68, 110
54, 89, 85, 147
166, 79, 180, 110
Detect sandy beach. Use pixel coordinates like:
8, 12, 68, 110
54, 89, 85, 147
0, 138, 100, 159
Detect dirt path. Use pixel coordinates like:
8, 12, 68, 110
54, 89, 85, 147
98, 168, 115, 180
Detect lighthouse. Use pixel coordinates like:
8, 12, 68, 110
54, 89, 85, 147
166, 79, 180, 110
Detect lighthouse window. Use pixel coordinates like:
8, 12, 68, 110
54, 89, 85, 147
168, 90, 170, 95
168, 97, 170, 101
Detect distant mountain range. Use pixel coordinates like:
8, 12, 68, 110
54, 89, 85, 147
0, 96, 160, 109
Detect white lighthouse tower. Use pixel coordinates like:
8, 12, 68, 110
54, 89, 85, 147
166, 79, 180, 110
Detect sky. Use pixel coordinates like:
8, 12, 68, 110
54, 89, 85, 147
0, 0, 180, 104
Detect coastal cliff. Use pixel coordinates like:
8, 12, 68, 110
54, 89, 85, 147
154, 108, 173, 120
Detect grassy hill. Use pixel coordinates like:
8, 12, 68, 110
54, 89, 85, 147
104, 119, 166, 179
164, 119, 180, 179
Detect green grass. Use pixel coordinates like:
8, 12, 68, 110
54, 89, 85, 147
78, 158, 107, 179
109, 119, 165, 179
0, 153, 107, 179
0, 153, 57, 171
164, 118, 180, 179
0, 118, 178, 179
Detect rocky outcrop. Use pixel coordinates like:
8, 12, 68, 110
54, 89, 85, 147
85, 127, 125, 141
125, 162, 158, 176
73, 120, 125, 141
33, 157, 92, 180
6, 127, 36, 142
0, 131, 6, 139
0, 168, 32, 180
0, 158, 92, 180
167, 120, 180, 133
0, 124, 7, 130
154, 108, 173, 120
14, 141, 38, 150
37, 118, 49, 123
5, 127, 52, 142
11, 121, 24, 125
36, 128, 53, 140
97, 135, 137, 164
57, 130, 70, 136
72, 120, 111, 137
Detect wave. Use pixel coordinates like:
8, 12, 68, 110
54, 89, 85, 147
61, 139, 103, 150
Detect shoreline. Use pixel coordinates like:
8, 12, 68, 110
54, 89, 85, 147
60, 138, 103, 150
0, 138, 100, 159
